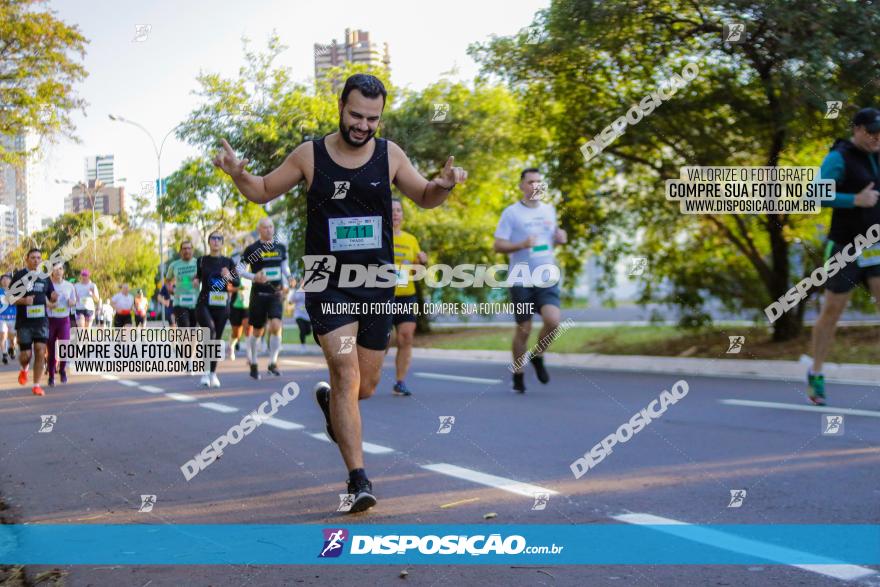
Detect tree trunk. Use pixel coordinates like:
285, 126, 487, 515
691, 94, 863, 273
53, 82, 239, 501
766, 217, 804, 341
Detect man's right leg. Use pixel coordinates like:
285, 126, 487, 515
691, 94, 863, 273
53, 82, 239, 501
809, 290, 850, 404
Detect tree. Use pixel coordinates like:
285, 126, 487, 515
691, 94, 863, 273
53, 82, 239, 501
162, 156, 264, 251
0, 212, 158, 297
471, 0, 880, 340
0, 0, 88, 164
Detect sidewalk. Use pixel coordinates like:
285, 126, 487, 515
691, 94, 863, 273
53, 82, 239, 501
280, 344, 879, 387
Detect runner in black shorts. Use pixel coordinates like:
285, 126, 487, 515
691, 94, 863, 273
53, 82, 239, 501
239, 217, 289, 379
807, 108, 880, 405
10, 248, 57, 396
214, 73, 467, 514
195, 231, 238, 388
228, 273, 250, 361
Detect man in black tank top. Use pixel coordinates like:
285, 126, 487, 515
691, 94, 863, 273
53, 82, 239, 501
214, 73, 467, 514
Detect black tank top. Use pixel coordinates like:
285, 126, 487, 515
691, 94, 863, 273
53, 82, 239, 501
305, 135, 394, 301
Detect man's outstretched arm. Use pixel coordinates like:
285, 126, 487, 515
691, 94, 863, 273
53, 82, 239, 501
213, 139, 308, 204
390, 142, 467, 209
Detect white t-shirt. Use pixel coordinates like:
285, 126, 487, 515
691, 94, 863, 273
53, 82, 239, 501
494, 201, 558, 286
74, 281, 100, 311
50, 280, 76, 318
288, 289, 309, 320
111, 293, 134, 313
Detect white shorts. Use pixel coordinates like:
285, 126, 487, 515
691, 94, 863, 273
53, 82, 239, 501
0, 319, 15, 334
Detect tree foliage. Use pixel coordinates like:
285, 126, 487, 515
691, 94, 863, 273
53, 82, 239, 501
0, 0, 88, 164
471, 0, 880, 339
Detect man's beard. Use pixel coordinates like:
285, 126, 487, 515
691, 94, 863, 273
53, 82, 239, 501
339, 122, 375, 147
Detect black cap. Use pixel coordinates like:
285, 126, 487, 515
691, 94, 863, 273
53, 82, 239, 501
852, 108, 880, 133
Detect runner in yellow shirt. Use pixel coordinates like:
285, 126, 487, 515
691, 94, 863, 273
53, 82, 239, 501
390, 198, 428, 396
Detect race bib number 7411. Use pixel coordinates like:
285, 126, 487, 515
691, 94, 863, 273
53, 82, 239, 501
329, 216, 382, 252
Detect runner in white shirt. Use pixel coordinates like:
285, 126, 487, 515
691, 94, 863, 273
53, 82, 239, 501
74, 269, 101, 328
494, 168, 567, 394
286, 277, 311, 351
110, 284, 135, 328
47, 264, 77, 386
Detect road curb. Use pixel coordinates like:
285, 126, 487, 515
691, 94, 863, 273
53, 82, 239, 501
398, 348, 880, 386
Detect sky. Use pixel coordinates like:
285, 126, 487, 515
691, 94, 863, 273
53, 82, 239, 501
32, 0, 549, 221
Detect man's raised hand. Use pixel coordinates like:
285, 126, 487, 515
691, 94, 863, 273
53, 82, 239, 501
436, 155, 467, 189
213, 139, 249, 179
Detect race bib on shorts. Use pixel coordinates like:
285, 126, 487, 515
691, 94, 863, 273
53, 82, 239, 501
329, 216, 382, 252
263, 267, 282, 282
857, 243, 880, 268
209, 291, 228, 306
26, 305, 45, 319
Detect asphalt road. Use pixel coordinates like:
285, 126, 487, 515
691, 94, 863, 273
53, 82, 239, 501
0, 347, 878, 586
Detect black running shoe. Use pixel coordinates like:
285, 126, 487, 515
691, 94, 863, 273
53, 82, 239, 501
392, 381, 412, 396
512, 372, 526, 394
346, 477, 377, 513
1, 353, 7, 365
8, 347, 14, 359
249, 364, 260, 380
314, 381, 336, 443
530, 355, 549, 384
267, 363, 281, 376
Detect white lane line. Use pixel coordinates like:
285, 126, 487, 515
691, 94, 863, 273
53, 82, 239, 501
165, 393, 197, 403
613, 513, 877, 582
414, 372, 502, 385
139, 385, 164, 393
283, 359, 320, 367
720, 399, 880, 419
199, 402, 239, 414
252, 414, 303, 430
421, 463, 557, 497
309, 432, 394, 454
117, 379, 139, 387
101, 374, 118, 381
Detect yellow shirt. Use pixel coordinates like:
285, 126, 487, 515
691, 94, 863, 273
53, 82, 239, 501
393, 230, 421, 297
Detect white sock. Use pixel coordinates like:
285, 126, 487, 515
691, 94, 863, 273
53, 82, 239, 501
269, 334, 281, 365
246, 336, 257, 364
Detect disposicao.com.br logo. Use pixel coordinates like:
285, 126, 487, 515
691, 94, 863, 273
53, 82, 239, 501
318, 528, 564, 557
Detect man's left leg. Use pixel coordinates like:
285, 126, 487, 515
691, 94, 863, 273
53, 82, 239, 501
266, 315, 283, 376
530, 288, 562, 384
32, 341, 47, 390
393, 321, 416, 396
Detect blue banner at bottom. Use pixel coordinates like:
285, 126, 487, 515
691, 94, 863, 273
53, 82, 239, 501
0, 524, 877, 565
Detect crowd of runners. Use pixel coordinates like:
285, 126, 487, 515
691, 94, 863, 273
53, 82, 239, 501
2, 73, 876, 515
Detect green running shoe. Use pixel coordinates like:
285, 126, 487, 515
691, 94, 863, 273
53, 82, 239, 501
807, 373, 826, 406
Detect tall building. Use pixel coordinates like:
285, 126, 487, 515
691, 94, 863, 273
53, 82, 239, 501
0, 204, 17, 257
64, 180, 125, 216
84, 154, 115, 186
314, 28, 390, 82
0, 133, 29, 245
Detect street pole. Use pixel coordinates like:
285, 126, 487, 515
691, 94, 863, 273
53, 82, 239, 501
108, 115, 180, 321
